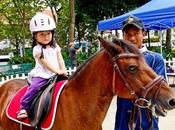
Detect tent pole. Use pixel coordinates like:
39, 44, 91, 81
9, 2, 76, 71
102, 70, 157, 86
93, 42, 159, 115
147, 30, 150, 47
160, 30, 163, 55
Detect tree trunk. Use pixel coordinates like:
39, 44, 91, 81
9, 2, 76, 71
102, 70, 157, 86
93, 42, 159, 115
69, 0, 75, 43
166, 29, 172, 49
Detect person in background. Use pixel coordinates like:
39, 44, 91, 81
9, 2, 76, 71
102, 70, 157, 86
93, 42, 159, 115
114, 15, 166, 130
69, 42, 81, 68
17, 13, 67, 120
166, 65, 174, 73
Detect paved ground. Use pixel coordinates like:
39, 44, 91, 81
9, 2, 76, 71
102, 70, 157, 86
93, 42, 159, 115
102, 96, 116, 130
102, 96, 175, 130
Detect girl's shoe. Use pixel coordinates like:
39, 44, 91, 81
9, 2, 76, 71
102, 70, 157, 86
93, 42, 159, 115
16, 109, 28, 120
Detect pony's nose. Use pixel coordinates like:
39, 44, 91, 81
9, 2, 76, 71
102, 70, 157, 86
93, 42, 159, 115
168, 98, 175, 107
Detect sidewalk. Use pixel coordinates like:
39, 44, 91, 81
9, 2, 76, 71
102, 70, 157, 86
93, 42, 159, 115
102, 96, 175, 130
159, 109, 175, 130
102, 96, 116, 130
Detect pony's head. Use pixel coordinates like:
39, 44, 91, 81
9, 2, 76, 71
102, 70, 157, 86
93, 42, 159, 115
98, 37, 175, 116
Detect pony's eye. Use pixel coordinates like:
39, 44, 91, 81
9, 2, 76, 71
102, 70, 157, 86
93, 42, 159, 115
128, 65, 138, 73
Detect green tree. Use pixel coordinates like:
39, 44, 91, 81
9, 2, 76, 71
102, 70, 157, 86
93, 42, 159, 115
44, 0, 70, 46
0, 0, 70, 53
56, 0, 70, 45
0, 0, 44, 56
75, 0, 150, 41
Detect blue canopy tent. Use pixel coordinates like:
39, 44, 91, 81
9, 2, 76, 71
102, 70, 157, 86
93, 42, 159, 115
98, 0, 175, 31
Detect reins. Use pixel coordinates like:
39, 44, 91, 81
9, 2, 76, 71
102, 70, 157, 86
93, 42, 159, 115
111, 53, 165, 130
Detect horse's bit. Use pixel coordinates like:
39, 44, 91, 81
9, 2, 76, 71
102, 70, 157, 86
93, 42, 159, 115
111, 53, 166, 130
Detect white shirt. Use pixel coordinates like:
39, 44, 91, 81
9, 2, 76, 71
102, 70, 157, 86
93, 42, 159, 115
139, 45, 147, 53
30, 44, 61, 79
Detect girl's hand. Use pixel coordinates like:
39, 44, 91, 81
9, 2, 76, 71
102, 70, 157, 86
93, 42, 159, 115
62, 70, 68, 76
57, 70, 68, 76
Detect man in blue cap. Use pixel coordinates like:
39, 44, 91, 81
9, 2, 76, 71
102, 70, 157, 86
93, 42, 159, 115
114, 15, 166, 130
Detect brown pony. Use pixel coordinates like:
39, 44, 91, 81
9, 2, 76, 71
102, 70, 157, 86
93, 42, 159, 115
0, 37, 175, 130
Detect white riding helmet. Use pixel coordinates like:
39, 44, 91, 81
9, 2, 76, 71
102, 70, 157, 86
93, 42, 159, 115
29, 13, 56, 33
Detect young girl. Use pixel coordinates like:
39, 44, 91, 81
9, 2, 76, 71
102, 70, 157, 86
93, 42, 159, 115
17, 13, 67, 120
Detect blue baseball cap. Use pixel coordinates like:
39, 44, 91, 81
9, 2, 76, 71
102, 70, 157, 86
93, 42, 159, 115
122, 16, 144, 31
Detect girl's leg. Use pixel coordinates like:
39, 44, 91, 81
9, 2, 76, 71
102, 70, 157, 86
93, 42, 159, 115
20, 77, 48, 111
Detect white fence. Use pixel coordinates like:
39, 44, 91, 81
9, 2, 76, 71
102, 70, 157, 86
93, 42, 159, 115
166, 58, 175, 68
0, 67, 76, 85
166, 59, 175, 85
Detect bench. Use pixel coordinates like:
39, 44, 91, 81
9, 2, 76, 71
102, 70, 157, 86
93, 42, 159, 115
0, 63, 33, 76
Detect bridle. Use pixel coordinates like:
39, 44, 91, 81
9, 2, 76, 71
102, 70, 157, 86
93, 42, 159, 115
111, 53, 165, 106
111, 53, 166, 130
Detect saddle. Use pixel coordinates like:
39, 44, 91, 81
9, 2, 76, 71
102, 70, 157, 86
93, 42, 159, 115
28, 75, 68, 129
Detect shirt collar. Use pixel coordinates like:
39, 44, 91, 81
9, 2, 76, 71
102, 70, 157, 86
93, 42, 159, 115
139, 45, 147, 53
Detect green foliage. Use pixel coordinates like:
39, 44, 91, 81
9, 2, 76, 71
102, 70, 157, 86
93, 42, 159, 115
56, 0, 70, 46
75, 0, 150, 30
0, 0, 42, 37
0, 47, 12, 55
8, 48, 34, 66
147, 45, 175, 60
144, 37, 160, 43
62, 47, 70, 60
0, 0, 152, 68
74, 0, 150, 46
77, 41, 99, 65
147, 46, 161, 53
77, 52, 89, 65
163, 48, 175, 60
0, 0, 45, 54
9, 55, 34, 65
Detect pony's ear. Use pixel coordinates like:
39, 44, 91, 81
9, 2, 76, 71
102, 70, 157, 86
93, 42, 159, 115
98, 36, 120, 56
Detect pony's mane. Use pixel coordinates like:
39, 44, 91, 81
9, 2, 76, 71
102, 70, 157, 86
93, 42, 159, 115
68, 38, 142, 80
112, 38, 141, 55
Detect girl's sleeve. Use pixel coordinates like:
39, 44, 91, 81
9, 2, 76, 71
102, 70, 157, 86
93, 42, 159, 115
56, 44, 61, 53
33, 45, 42, 57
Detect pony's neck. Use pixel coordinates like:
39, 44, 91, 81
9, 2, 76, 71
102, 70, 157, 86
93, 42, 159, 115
57, 51, 114, 129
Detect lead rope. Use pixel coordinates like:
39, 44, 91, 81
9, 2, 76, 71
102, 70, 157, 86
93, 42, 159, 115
147, 109, 153, 130
129, 105, 137, 130
129, 106, 144, 130
20, 123, 22, 130
138, 107, 143, 130
129, 106, 143, 130
112, 67, 116, 94
138, 107, 154, 130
